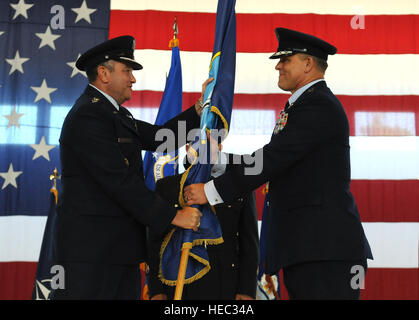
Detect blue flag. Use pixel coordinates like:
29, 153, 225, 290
142, 39, 182, 299
256, 188, 280, 300
31, 182, 59, 300
159, 0, 236, 286
143, 46, 182, 191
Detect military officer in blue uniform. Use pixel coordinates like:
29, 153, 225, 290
51, 36, 208, 299
184, 28, 373, 300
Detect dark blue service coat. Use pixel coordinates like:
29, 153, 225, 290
54, 85, 200, 265
213, 81, 373, 274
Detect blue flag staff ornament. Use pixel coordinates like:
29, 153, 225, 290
172, 0, 236, 300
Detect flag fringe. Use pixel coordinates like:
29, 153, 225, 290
158, 227, 224, 286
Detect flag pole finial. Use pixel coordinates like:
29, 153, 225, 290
169, 16, 179, 48
49, 168, 60, 189
173, 16, 178, 39
49, 168, 60, 204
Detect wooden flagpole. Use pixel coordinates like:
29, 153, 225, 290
174, 247, 190, 300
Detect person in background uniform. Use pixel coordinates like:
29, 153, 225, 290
147, 134, 259, 300
184, 28, 373, 300
50, 35, 211, 299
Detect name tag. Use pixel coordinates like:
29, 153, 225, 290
117, 138, 133, 143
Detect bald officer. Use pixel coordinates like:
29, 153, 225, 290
51, 36, 208, 299
184, 28, 373, 300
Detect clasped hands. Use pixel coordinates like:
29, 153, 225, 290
170, 184, 208, 231
184, 184, 208, 206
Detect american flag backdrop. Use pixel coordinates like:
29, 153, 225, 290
0, 0, 418, 300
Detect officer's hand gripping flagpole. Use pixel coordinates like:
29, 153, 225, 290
173, 0, 236, 300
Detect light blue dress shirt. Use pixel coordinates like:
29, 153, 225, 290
89, 83, 120, 111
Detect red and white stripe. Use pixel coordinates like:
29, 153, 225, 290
1, 0, 417, 300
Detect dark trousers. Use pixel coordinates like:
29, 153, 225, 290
50, 262, 141, 300
283, 260, 367, 300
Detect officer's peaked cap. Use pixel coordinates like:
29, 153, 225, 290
270, 28, 337, 60
76, 35, 142, 71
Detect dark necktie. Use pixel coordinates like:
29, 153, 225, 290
284, 100, 290, 111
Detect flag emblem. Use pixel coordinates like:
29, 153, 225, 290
153, 154, 177, 182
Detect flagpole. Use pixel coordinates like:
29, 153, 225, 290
174, 246, 190, 300
167, 15, 190, 300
